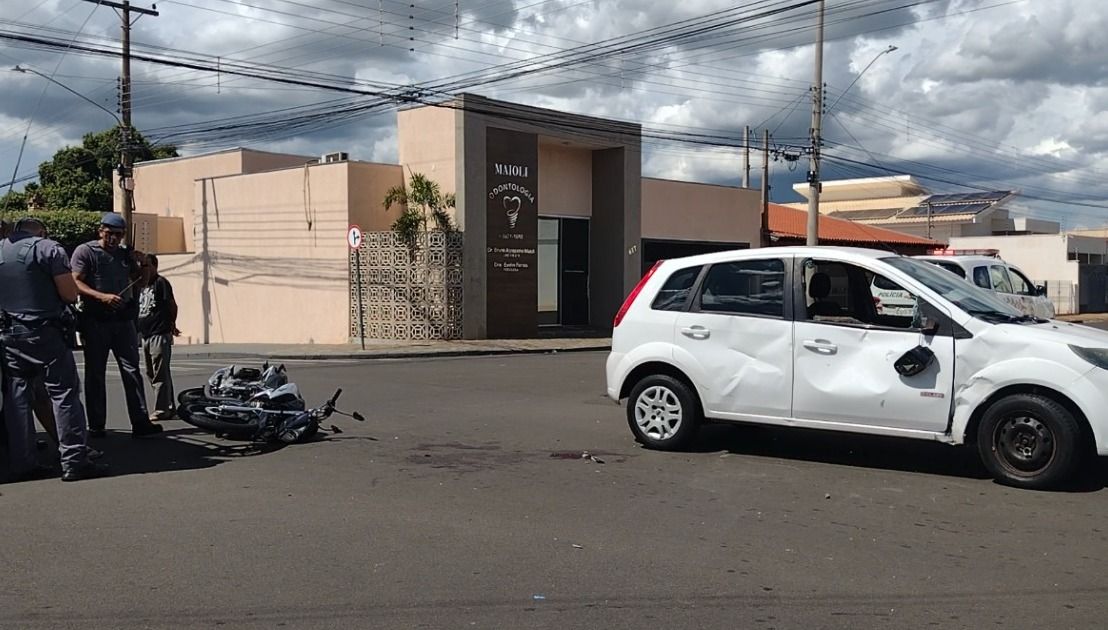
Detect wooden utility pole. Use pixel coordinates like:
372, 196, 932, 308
761, 129, 770, 247
806, 0, 825, 246
81, 0, 159, 246
742, 125, 751, 189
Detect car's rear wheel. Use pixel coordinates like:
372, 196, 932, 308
627, 374, 700, 450
977, 393, 1084, 490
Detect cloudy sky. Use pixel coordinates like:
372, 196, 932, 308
1, 0, 1106, 226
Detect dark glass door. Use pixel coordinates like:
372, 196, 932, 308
560, 218, 590, 326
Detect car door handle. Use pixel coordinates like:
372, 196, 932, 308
802, 339, 838, 354
681, 325, 711, 340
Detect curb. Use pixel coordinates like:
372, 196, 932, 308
173, 344, 612, 361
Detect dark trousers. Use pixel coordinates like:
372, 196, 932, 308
82, 319, 149, 430
142, 333, 174, 418
2, 324, 89, 474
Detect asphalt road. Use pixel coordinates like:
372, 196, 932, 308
2, 352, 1107, 629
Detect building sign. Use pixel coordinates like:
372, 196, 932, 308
486, 127, 538, 338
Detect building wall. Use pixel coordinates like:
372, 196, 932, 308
180, 164, 352, 345
642, 178, 761, 244
538, 143, 592, 218
783, 195, 927, 213
347, 162, 405, 232
397, 105, 458, 196
120, 149, 312, 253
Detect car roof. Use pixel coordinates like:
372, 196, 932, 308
915, 255, 1005, 267
657, 246, 901, 268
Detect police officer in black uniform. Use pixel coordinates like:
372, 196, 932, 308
1, 217, 106, 481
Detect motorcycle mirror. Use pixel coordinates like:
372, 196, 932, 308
352, 412, 365, 422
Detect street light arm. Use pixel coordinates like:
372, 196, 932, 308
825, 45, 898, 115
12, 65, 122, 125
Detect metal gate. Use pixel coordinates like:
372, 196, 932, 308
1078, 264, 1108, 313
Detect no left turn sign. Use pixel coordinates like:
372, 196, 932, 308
347, 224, 363, 250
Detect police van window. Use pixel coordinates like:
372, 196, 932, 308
990, 265, 1014, 294
651, 265, 702, 311
972, 266, 992, 289
1008, 267, 1036, 296
932, 261, 966, 278
698, 259, 784, 317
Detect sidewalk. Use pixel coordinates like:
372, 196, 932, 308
1057, 313, 1108, 324
170, 337, 611, 360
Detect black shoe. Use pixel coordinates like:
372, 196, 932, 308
88, 429, 108, 439
61, 462, 110, 482
131, 422, 164, 438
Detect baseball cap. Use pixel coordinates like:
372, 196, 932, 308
100, 213, 127, 229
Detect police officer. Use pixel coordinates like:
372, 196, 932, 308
71, 213, 163, 438
1, 217, 106, 481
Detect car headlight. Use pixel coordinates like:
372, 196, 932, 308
1069, 345, 1108, 369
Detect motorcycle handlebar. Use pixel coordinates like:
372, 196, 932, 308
328, 389, 342, 407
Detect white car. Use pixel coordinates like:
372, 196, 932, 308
915, 254, 1055, 319
606, 246, 1108, 489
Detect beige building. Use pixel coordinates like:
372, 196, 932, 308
123, 95, 764, 344
785, 175, 1059, 241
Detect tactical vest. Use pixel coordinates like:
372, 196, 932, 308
0, 235, 64, 321
78, 241, 137, 320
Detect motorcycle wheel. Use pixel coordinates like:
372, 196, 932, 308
177, 387, 209, 407
177, 401, 260, 438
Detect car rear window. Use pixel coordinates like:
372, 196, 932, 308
651, 265, 702, 311
698, 259, 785, 317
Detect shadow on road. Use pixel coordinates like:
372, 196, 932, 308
1, 426, 285, 484
687, 423, 1108, 492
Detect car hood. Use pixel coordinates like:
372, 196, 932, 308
985, 320, 1108, 348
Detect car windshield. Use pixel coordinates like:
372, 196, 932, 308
882, 256, 1029, 321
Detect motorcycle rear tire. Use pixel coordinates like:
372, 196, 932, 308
178, 401, 259, 438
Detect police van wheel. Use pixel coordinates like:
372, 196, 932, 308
977, 393, 1084, 490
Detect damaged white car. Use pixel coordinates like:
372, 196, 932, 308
607, 247, 1108, 490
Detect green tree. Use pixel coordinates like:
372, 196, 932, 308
383, 172, 456, 246
7, 126, 177, 213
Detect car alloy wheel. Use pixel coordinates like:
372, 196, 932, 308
634, 385, 683, 441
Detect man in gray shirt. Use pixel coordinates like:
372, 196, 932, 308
1, 217, 107, 481
71, 213, 163, 439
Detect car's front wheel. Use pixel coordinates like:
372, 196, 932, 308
627, 374, 701, 450
977, 393, 1085, 490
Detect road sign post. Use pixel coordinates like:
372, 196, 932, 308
348, 225, 365, 350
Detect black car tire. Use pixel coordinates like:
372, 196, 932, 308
977, 393, 1084, 490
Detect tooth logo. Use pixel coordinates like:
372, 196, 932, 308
503, 195, 522, 229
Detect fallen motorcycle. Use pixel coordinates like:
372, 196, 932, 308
177, 388, 363, 443
177, 362, 289, 408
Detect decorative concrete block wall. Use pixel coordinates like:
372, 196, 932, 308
350, 231, 464, 340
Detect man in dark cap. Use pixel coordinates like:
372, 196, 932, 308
71, 212, 163, 439
1, 216, 106, 481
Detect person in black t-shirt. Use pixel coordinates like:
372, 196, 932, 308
137, 254, 179, 420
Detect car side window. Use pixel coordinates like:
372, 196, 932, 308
697, 259, 784, 317
933, 261, 966, 279
972, 266, 992, 289
990, 265, 1014, 294
1008, 267, 1036, 296
651, 265, 702, 312
802, 259, 919, 330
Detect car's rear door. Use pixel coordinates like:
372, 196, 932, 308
672, 255, 794, 419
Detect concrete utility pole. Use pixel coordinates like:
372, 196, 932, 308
81, 0, 158, 246
806, 0, 825, 246
761, 128, 771, 247
742, 125, 751, 188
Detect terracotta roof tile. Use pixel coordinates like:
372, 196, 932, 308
769, 203, 938, 246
